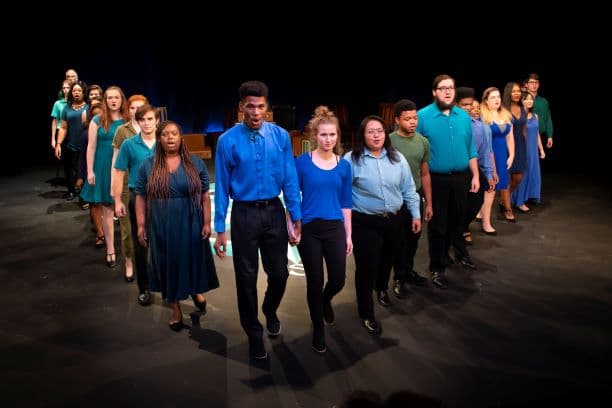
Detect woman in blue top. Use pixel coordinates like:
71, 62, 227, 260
294, 106, 353, 354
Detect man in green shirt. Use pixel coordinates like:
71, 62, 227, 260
525, 73, 554, 148
388, 99, 432, 298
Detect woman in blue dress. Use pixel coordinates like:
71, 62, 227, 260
480, 87, 515, 224
135, 121, 218, 331
512, 92, 546, 211
80, 86, 130, 267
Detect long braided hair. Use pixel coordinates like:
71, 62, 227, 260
146, 121, 202, 218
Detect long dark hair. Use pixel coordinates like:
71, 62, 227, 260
350, 115, 400, 163
147, 121, 202, 216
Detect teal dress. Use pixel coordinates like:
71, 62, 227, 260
134, 155, 218, 302
80, 116, 124, 204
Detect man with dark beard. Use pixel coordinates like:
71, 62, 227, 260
416, 75, 480, 289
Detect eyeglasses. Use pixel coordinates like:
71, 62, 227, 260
366, 128, 385, 135
526, 80, 539, 85
436, 86, 455, 92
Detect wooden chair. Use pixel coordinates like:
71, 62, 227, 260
379, 102, 395, 132
182, 133, 211, 159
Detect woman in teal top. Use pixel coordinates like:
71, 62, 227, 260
80, 86, 130, 268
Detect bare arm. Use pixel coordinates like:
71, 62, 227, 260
51, 119, 57, 148
86, 120, 99, 185
54, 120, 68, 160
505, 124, 515, 169
468, 158, 480, 193
420, 161, 433, 221
135, 194, 147, 247
342, 208, 353, 255
112, 169, 127, 217
201, 191, 211, 239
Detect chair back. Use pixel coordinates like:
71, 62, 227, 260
182, 133, 211, 159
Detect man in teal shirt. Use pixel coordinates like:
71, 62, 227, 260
416, 75, 480, 289
525, 73, 554, 148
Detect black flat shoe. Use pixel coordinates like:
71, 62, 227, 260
138, 291, 151, 306
168, 318, 183, 332
124, 274, 134, 283
362, 318, 382, 335
191, 294, 207, 314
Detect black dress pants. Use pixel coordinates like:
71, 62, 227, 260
353, 211, 403, 320
231, 198, 288, 340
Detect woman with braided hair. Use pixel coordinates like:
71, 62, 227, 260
135, 121, 218, 332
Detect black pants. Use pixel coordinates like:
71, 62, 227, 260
297, 219, 346, 330
61, 146, 78, 194
353, 211, 403, 320
463, 171, 488, 232
129, 191, 149, 294
429, 172, 470, 272
231, 198, 288, 340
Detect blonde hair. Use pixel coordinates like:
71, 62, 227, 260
480, 87, 512, 125
306, 105, 342, 155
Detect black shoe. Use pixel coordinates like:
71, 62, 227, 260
456, 256, 477, 270
249, 337, 268, 360
191, 294, 207, 314
168, 317, 183, 332
392, 279, 406, 299
124, 274, 134, 283
323, 300, 335, 325
66, 192, 75, 201
431, 272, 448, 289
405, 270, 427, 286
265, 313, 281, 337
312, 328, 326, 354
138, 291, 151, 306
377, 290, 392, 307
361, 318, 382, 335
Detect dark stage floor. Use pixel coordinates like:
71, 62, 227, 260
1, 165, 611, 407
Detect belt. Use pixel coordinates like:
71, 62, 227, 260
234, 197, 279, 208
375, 210, 400, 218
431, 170, 468, 176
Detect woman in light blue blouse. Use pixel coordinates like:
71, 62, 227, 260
344, 115, 421, 336
295, 106, 353, 354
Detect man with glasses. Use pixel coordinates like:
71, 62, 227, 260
524, 73, 554, 149
416, 75, 480, 289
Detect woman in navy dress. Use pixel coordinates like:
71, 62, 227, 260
135, 121, 218, 331
503, 82, 528, 208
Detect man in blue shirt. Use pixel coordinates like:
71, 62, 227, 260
455, 87, 497, 244
417, 75, 480, 289
214, 81, 302, 360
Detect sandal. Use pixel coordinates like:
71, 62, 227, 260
516, 204, 530, 213
95, 235, 105, 248
463, 231, 473, 245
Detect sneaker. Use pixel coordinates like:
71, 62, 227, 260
312, 328, 326, 354
249, 337, 268, 360
265, 313, 281, 337
323, 300, 335, 325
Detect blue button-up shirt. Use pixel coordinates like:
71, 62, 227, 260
416, 103, 477, 173
472, 118, 494, 180
214, 121, 301, 232
344, 148, 420, 219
